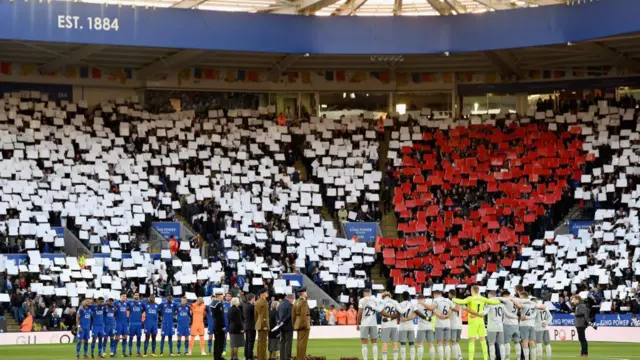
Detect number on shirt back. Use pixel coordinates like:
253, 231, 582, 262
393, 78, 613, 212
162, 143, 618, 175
442, 306, 448, 316
384, 306, 396, 316
541, 312, 548, 320
512, 304, 518, 313
494, 307, 503, 320
525, 309, 532, 317
364, 307, 375, 317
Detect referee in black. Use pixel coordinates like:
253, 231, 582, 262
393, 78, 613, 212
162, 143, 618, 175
572, 295, 589, 357
212, 289, 226, 360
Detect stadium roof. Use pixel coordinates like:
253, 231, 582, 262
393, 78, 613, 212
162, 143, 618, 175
63, 0, 565, 16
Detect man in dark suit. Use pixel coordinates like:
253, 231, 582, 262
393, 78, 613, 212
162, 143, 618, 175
293, 287, 310, 360
212, 290, 226, 360
243, 293, 256, 360
277, 293, 294, 360
254, 288, 270, 360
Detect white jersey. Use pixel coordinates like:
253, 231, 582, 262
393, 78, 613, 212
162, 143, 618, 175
398, 301, 416, 331
450, 304, 463, 330
536, 308, 553, 331
433, 297, 453, 328
502, 298, 520, 326
416, 302, 434, 331
485, 303, 505, 332
519, 299, 536, 327
359, 296, 379, 327
378, 298, 402, 329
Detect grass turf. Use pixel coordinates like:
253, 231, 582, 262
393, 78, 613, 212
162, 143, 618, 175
1, 339, 637, 359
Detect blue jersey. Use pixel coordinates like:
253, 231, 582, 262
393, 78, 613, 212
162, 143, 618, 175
128, 300, 145, 325
90, 304, 106, 327
177, 304, 191, 327
145, 303, 159, 327
161, 302, 176, 326
78, 306, 93, 329
105, 305, 116, 328
223, 302, 231, 329
114, 300, 129, 324
206, 305, 214, 328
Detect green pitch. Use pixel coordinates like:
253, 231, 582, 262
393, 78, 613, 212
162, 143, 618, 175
1, 339, 638, 359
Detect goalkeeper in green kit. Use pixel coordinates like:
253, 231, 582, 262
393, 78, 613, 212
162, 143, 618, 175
452, 286, 501, 360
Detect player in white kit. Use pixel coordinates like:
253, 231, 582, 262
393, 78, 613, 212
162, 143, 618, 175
447, 290, 463, 360
481, 291, 506, 360
534, 300, 552, 360
432, 290, 455, 360
359, 289, 381, 360
517, 292, 538, 360
416, 295, 437, 360
377, 292, 404, 360
500, 290, 522, 360
397, 291, 428, 360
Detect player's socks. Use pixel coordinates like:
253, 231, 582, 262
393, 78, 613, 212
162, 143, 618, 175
199, 339, 205, 354
523, 347, 530, 360
362, 344, 369, 360
400, 346, 407, 360
77, 342, 82, 357
410, 346, 416, 360
188, 337, 195, 354
112, 339, 118, 354
429, 345, 435, 360
536, 344, 542, 359
160, 338, 165, 354
454, 344, 462, 360
437, 345, 444, 360
489, 343, 496, 360
122, 339, 127, 355
418, 345, 424, 360
99, 338, 104, 355
84, 342, 90, 356
393, 349, 399, 360
177, 340, 182, 354
545, 345, 551, 360
499, 345, 506, 360
444, 345, 450, 360
168, 339, 173, 354
136, 336, 142, 354
468, 342, 475, 360
515, 343, 522, 360
480, 341, 488, 360
208, 339, 213, 353
152, 338, 157, 354
504, 343, 510, 360
144, 339, 150, 355
450, 344, 456, 360
382, 351, 388, 360
129, 338, 133, 355
530, 346, 536, 360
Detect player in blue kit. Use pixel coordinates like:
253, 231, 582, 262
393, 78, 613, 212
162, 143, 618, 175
104, 298, 117, 357
91, 297, 107, 358
222, 293, 232, 355
159, 295, 177, 356
114, 293, 130, 357
176, 297, 192, 356
77, 300, 94, 359
143, 294, 159, 357
128, 293, 146, 357
206, 298, 214, 355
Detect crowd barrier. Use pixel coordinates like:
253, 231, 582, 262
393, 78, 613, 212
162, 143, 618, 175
2, 325, 638, 346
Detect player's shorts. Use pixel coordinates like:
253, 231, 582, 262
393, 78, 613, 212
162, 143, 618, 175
78, 328, 92, 340
416, 330, 434, 343
536, 330, 550, 345
360, 326, 378, 339
450, 329, 462, 342
399, 330, 415, 343
162, 323, 174, 337
129, 323, 143, 337
380, 328, 399, 342
519, 326, 535, 341
503, 325, 520, 343
435, 328, 450, 342
145, 325, 158, 335
191, 324, 205, 336
177, 325, 191, 337
92, 326, 105, 338
467, 320, 487, 338
487, 332, 504, 345
106, 327, 116, 337
116, 322, 129, 336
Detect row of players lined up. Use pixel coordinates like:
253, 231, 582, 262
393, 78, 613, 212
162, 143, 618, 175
355, 286, 556, 360
74, 289, 266, 359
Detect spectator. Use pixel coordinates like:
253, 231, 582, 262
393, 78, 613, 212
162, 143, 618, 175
20, 311, 33, 332
338, 207, 348, 223
228, 297, 244, 360
347, 305, 357, 325
336, 305, 348, 325
326, 305, 337, 325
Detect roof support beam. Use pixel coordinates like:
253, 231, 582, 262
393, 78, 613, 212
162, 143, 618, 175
577, 42, 640, 73
472, 0, 512, 10
261, 0, 340, 14
426, 0, 451, 15
39, 45, 108, 74
393, 0, 402, 15
170, 0, 207, 9
484, 50, 523, 79
137, 49, 208, 80
269, 54, 302, 81
333, 0, 368, 15
443, 0, 467, 14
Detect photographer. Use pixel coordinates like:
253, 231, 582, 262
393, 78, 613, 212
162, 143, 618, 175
572, 295, 589, 357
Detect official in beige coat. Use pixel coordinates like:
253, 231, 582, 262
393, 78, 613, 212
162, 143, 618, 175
254, 288, 270, 360
293, 287, 310, 360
